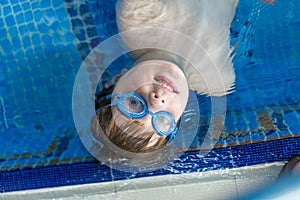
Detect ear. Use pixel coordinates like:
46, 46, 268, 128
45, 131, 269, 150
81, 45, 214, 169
104, 68, 128, 89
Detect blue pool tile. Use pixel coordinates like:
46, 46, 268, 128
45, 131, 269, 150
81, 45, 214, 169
38, 23, 49, 33
0, 0, 8, 5
50, 21, 60, 31
54, 135, 76, 157
40, 0, 51, 8
0, 28, 7, 38
224, 112, 235, 132
30, 1, 40, 10
284, 110, 300, 134
18, 25, 28, 35
215, 138, 225, 147
42, 35, 52, 44
3, 6, 12, 16
27, 23, 36, 32
14, 50, 25, 60
236, 115, 248, 131
251, 130, 266, 141
20, 2, 30, 10
31, 34, 41, 45
86, 27, 98, 38
44, 8, 56, 19
8, 26, 18, 37
71, 19, 85, 41
16, 13, 25, 24
12, 38, 21, 50
59, 19, 72, 32
245, 111, 259, 130
271, 112, 289, 132
79, 4, 89, 16
226, 132, 239, 146
33, 44, 44, 59
44, 46, 55, 57
3, 54, 14, 63
90, 37, 101, 48
0, 18, 4, 27
66, 6, 77, 17
22, 36, 31, 48
64, 32, 75, 43
21, 56, 36, 70
52, 0, 64, 8
5, 15, 16, 26
284, 111, 299, 124
265, 129, 281, 139
1, 40, 12, 52
9, 0, 19, 5
236, 130, 251, 145
288, 121, 300, 134
24, 48, 34, 59
33, 10, 43, 22
13, 4, 22, 13
277, 130, 293, 138
24, 11, 33, 22
56, 7, 67, 19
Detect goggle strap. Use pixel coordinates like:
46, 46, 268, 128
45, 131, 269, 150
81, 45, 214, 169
95, 107, 102, 113
167, 127, 178, 143
95, 94, 120, 112
105, 93, 118, 100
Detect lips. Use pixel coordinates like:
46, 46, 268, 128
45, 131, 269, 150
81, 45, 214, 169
154, 76, 178, 93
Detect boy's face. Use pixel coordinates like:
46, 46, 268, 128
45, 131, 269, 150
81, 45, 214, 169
112, 60, 189, 129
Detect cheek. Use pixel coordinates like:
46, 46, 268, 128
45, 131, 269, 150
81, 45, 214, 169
169, 98, 185, 121
130, 85, 153, 98
114, 80, 136, 94
115, 77, 153, 94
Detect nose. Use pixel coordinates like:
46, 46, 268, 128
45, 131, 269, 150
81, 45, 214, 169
149, 90, 166, 107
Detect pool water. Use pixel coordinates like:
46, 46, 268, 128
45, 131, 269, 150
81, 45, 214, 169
0, 0, 300, 193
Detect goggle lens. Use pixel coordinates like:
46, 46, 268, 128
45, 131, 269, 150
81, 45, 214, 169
122, 95, 145, 115
153, 113, 173, 134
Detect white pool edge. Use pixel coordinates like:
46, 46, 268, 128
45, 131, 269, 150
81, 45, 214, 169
1, 162, 286, 200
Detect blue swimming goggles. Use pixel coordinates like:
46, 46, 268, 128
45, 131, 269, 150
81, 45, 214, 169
96, 92, 178, 143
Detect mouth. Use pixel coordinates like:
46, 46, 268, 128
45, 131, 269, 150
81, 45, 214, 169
154, 76, 179, 93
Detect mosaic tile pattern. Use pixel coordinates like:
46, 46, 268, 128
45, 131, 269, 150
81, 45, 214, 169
0, 0, 300, 193
0, 0, 83, 170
